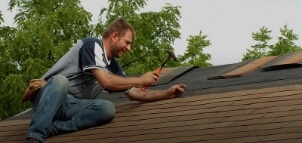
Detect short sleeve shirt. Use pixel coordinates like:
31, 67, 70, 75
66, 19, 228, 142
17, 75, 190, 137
41, 37, 131, 99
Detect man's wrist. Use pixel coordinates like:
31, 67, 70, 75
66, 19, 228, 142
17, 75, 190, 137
165, 90, 172, 99
132, 77, 142, 87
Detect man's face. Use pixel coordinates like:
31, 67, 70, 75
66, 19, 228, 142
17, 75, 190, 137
111, 30, 133, 58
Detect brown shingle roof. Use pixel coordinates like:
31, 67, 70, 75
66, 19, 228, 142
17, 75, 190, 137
2, 84, 302, 143
3, 51, 302, 143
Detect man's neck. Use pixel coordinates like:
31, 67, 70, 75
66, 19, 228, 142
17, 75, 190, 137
102, 39, 112, 60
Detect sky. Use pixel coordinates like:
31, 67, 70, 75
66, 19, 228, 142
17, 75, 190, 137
1, 0, 302, 65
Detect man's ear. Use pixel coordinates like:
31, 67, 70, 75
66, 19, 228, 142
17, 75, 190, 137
112, 31, 119, 41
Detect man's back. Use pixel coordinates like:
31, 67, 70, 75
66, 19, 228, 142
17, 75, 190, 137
41, 38, 104, 99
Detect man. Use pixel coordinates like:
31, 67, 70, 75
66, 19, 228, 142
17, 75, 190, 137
26, 18, 186, 143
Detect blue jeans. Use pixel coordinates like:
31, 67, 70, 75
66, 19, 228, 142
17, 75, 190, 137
26, 75, 116, 142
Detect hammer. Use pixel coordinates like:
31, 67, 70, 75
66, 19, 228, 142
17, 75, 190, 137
141, 50, 178, 91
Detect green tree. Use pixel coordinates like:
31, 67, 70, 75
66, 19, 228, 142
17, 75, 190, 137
243, 25, 301, 61
0, 0, 92, 121
179, 31, 212, 67
0, 11, 3, 23
0, 11, 22, 121
269, 25, 301, 56
243, 27, 272, 60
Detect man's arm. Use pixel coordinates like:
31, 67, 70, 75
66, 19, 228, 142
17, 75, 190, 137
125, 84, 186, 102
91, 69, 159, 91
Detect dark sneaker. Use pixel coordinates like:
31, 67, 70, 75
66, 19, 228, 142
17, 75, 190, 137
49, 125, 60, 137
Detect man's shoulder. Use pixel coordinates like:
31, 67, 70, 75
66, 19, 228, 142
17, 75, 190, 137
81, 37, 103, 50
82, 37, 102, 43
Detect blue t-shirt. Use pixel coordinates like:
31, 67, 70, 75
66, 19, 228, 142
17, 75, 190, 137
41, 37, 131, 99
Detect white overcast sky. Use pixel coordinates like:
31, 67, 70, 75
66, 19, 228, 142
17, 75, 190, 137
1, 0, 302, 65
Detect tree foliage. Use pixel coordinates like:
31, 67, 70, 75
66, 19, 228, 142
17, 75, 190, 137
0, 0, 212, 121
243, 25, 301, 60
269, 25, 301, 56
242, 27, 272, 60
179, 31, 212, 67
0, 11, 4, 24
0, 0, 92, 121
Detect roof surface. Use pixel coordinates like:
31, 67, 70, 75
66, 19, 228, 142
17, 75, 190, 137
1, 51, 302, 143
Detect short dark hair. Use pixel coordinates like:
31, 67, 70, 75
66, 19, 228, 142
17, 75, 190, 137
102, 18, 136, 39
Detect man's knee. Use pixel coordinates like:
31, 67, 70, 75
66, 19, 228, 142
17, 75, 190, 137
52, 75, 69, 89
102, 100, 116, 121
36, 75, 69, 105
94, 100, 116, 122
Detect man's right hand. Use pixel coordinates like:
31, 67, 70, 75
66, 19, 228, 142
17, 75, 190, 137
138, 71, 159, 86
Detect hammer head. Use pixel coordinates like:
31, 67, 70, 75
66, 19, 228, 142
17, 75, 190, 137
165, 49, 178, 62
160, 50, 178, 68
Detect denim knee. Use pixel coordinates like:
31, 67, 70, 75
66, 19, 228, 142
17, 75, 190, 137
94, 100, 116, 123
32, 75, 69, 112
51, 75, 69, 90
47, 75, 68, 99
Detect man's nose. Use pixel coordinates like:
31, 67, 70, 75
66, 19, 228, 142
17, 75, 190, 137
125, 45, 131, 51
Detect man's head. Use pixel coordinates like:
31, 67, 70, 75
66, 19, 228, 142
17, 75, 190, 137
102, 18, 136, 58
